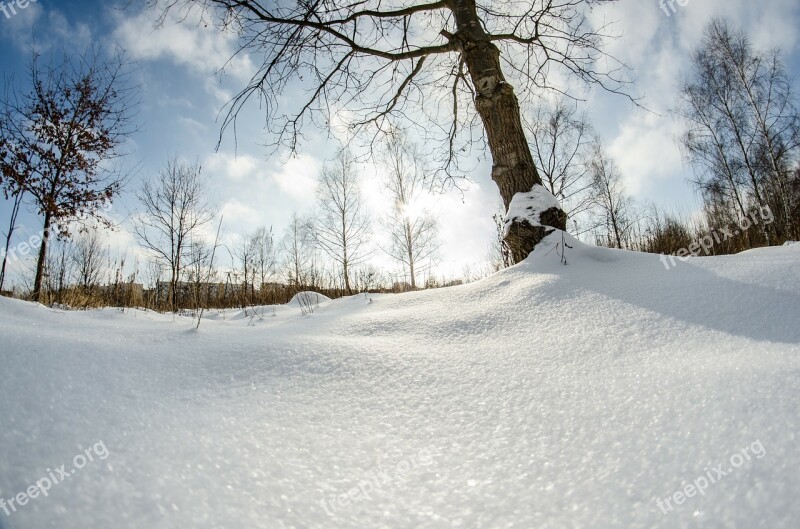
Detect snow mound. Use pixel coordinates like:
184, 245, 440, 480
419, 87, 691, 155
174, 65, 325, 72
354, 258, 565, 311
289, 291, 331, 306
1, 233, 799, 529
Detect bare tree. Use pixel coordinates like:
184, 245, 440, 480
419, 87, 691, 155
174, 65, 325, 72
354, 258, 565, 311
793, 165, 800, 236
678, 19, 800, 242
0, 50, 136, 300
231, 226, 275, 305
353, 264, 384, 293
143, 259, 165, 307
71, 228, 108, 291
133, 159, 217, 311
232, 233, 256, 304
185, 238, 214, 308
0, 185, 24, 291
251, 225, 276, 291
526, 99, 597, 229
280, 212, 314, 290
590, 143, 634, 249
313, 149, 371, 294
44, 239, 73, 304
149, 0, 632, 262
381, 133, 439, 289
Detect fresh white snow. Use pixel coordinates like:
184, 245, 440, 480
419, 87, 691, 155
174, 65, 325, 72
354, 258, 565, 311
1, 232, 799, 528
503, 184, 563, 235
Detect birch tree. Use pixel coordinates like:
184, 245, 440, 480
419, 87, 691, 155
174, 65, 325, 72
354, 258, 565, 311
381, 133, 439, 289
313, 149, 371, 294
280, 213, 314, 289
590, 144, 633, 249
526, 99, 597, 230
679, 19, 800, 242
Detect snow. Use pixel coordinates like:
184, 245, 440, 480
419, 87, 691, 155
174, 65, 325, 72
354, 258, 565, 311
1, 232, 799, 528
503, 184, 562, 236
289, 291, 332, 306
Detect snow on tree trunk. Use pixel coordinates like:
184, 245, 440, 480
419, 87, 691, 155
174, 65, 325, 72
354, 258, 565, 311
502, 187, 567, 263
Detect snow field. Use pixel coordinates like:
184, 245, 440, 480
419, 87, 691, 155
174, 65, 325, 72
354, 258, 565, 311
1, 233, 798, 528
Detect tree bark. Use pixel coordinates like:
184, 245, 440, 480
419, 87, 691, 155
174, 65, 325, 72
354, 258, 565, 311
449, 0, 566, 263
32, 210, 52, 302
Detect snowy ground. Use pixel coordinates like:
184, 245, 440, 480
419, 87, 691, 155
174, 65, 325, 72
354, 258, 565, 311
1, 233, 799, 529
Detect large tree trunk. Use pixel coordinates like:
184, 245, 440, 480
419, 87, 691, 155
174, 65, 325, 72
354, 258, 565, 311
449, 0, 566, 263
32, 211, 52, 302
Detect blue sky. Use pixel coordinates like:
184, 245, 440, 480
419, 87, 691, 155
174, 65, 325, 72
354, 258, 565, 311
1, 0, 799, 286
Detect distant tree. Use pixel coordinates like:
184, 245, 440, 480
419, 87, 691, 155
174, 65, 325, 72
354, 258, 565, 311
280, 213, 314, 290
590, 144, 634, 249
133, 159, 217, 311
380, 133, 439, 289
185, 239, 214, 307
71, 228, 108, 291
793, 165, 800, 236
44, 239, 72, 304
231, 226, 274, 304
526, 99, 597, 229
313, 149, 371, 295
150, 0, 633, 262
232, 232, 256, 303
353, 264, 383, 293
250, 226, 276, 290
0, 183, 24, 291
678, 19, 800, 243
0, 50, 136, 301
638, 207, 696, 256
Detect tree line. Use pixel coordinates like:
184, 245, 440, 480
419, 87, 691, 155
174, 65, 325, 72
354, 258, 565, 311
1, 15, 799, 311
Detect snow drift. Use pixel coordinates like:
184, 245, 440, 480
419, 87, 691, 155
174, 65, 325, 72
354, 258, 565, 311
1, 232, 798, 528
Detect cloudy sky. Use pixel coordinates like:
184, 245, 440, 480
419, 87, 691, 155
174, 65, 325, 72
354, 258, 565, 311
1, 0, 798, 286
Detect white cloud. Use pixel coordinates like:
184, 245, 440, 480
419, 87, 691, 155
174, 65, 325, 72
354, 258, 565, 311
677, 0, 800, 52
48, 10, 92, 49
271, 154, 321, 202
3, 4, 93, 53
205, 152, 259, 182
2, 0, 43, 49
435, 181, 499, 275
609, 112, 683, 196
113, 6, 255, 84
219, 198, 261, 226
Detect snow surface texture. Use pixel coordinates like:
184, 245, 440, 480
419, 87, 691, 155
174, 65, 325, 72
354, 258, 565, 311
1, 233, 799, 529
503, 184, 562, 236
